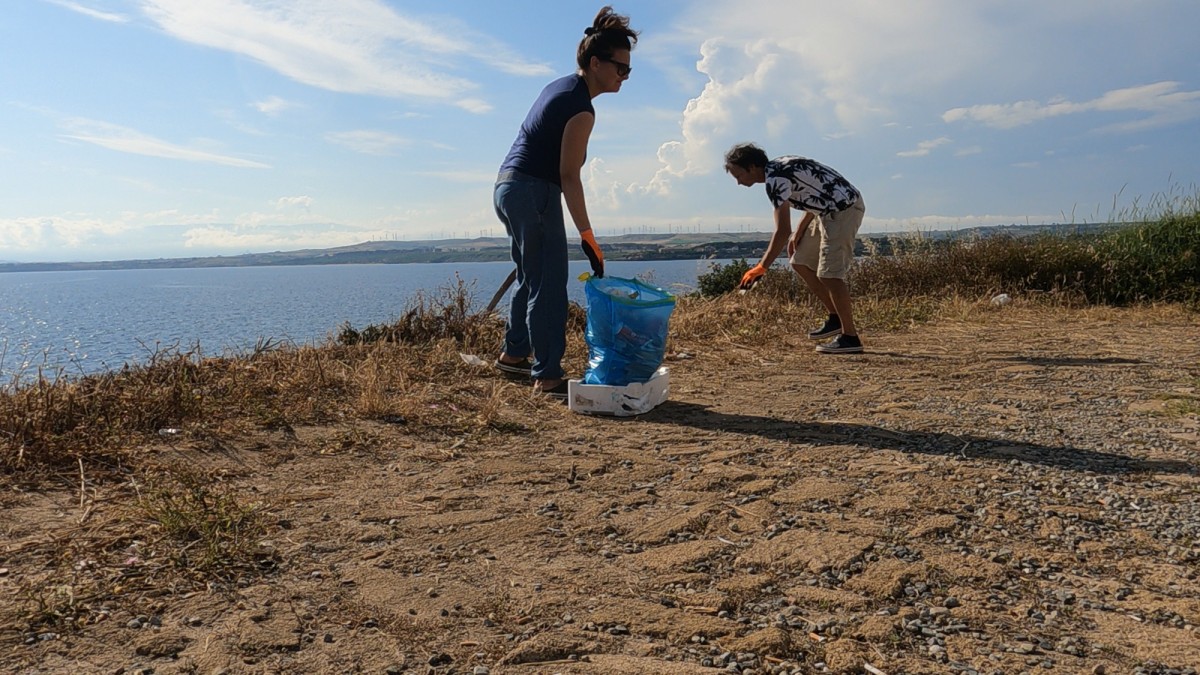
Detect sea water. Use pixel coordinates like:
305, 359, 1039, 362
0, 259, 731, 380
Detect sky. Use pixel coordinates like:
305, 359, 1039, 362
3, 1, 1199, 263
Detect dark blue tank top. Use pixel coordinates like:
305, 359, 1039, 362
499, 75, 594, 186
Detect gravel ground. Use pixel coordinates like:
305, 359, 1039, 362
2, 303, 1198, 674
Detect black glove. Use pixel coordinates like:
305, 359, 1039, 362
580, 229, 604, 278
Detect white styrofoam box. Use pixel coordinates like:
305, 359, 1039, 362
567, 367, 669, 417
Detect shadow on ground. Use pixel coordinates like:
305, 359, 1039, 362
992, 355, 1147, 367
646, 401, 1195, 476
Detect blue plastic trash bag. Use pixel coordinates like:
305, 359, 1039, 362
583, 275, 675, 386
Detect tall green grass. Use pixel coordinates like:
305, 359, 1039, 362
1093, 210, 1199, 304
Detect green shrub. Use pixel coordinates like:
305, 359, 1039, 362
1093, 212, 1199, 304
850, 211, 1198, 306
695, 258, 753, 297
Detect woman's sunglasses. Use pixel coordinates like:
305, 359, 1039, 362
599, 56, 631, 77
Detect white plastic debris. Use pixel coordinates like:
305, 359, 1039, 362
568, 367, 669, 417
458, 353, 487, 367
990, 293, 1012, 306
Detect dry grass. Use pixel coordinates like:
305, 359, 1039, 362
0, 305, 542, 478
4, 206, 1196, 480
5, 252, 1195, 484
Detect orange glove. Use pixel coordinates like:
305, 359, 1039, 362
739, 263, 766, 290
580, 229, 604, 278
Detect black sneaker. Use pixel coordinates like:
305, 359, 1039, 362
807, 315, 842, 340
494, 356, 532, 377
816, 333, 863, 354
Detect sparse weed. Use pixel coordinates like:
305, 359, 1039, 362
134, 467, 268, 574
1164, 396, 1200, 417
11, 580, 95, 634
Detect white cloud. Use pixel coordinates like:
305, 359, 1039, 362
325, 130, 409, 156
43, 0, 128, 23
181, 224, 376, 251
275, 196, 313, 210
138, 0, 552, 107
455, 98, 493, 115
636, 0, 996, 194
60, 118, 271, 168
897, 137, 951, 158
130, 210, 223, 226
0, 215, 132, 251
943, 81, 1200, 131
252, 96, 297, 116
637, 38, 758, 194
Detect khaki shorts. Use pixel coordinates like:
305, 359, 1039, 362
789, 199, 866, 279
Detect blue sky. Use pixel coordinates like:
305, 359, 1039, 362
3, 0, 1199, 263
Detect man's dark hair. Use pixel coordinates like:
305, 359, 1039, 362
724, 143, 769, 171
577, 6, 639, 70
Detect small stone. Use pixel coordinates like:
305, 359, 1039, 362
126, 619, 143, 629
472, 667, 490, 675
1014, 642, 1037, 654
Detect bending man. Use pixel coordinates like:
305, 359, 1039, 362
724, 142, 867, 354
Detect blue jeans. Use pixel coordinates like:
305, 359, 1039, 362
493, 170, 568, 381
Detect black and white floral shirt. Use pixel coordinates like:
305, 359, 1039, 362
764, 156, 861, 217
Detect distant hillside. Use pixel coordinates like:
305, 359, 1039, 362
0, 222, 1127, 273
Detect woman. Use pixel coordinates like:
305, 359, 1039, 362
492, 6, 638, 399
